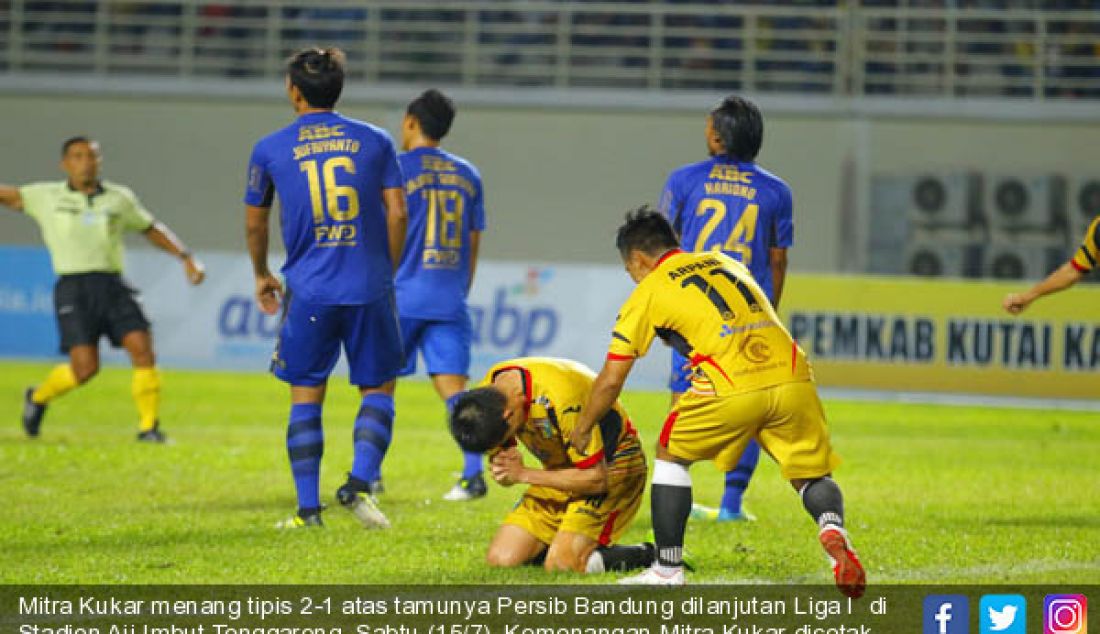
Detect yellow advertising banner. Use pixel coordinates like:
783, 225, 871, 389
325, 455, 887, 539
779, 275, 1100, 399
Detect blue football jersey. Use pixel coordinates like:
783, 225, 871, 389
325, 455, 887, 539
244, 111, 403, 305
395, 146, 486, 320
658, 157, 793, 303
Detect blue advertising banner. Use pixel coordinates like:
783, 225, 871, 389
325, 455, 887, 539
0, 246, 58, 357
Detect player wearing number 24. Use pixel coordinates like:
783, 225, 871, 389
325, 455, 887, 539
243, 48, 409, 529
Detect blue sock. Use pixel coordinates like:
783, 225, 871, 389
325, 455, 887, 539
287, 403, 323, 515
721, 438, 761, 514
462, 451, 483, 479
351, 393, 394, 484
447, 393, 482, 479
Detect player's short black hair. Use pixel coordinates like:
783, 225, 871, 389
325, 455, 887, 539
407, 89, 456, 141
615, 206, 680, 258
286, 47, 346, 109
61, 136, 95, 157
449, 387, 510, 453
710, 95, 763, 162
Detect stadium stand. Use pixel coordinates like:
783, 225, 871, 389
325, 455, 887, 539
1, 1, 1098, 98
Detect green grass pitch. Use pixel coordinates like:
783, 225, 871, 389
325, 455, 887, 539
1, 360, 1097, 584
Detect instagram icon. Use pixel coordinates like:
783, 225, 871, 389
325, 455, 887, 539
1045, 595, 1088, 634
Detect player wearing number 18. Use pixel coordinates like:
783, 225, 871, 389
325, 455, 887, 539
395, 90, 488, 501
244, 48, 408, 529
658, 95, 794, 523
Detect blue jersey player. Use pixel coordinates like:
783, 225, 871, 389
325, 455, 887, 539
658, 95, 793, 523
394, 90, 489, 501
244, 48, 409, 529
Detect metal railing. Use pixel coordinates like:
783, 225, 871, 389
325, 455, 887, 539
1, 1, 1098, 100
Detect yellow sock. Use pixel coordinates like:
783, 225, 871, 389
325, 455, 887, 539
31, 364, 78, 404
132, 367, 162, 432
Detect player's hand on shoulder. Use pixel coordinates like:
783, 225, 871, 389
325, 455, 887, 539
568, 427, 592, 457
1002, 292, 1029, 315
255, 272, 284, 315
183, 255, 206, 286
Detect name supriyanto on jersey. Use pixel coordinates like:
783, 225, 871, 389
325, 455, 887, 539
293, 124, 361, 160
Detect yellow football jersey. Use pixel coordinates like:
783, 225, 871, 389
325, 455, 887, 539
1071, 215, 1100, 273
608, 249, 812, 396
479, 357, 646, 500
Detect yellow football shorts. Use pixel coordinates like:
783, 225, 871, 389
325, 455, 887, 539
660, 380, 840, 479
504, 469, 646, 546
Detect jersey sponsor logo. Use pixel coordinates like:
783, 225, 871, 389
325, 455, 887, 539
297, 123, 346, 141
314, 223, 357, 246
739, 334, 772, 364
421, 155, 456, 172
707, 164, 754, 184
535, 418, 555, 439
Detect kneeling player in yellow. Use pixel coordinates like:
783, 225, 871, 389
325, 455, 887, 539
570, 208, 865, 596
450, 357, 654, 574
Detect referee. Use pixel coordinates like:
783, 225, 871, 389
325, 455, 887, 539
0, 136, 205, 442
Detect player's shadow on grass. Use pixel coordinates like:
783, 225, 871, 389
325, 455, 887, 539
986, 515, 1100, 528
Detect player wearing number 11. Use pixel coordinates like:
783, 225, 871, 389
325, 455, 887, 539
569, 208, 864, 594
658, 95, 793, 523
244, 48, 408, 529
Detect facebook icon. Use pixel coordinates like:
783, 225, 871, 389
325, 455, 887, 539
925, 596, 970, 634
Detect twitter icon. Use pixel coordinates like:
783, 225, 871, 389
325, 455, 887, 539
981, 595, 1026, 634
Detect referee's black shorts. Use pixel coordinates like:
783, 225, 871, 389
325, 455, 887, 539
53, 272, 151, 353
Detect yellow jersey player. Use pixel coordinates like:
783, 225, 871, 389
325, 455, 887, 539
0, 136, 205, 442
1003, 214, 1099, 314
449, 357, 653, 574
569, 207, 865, 596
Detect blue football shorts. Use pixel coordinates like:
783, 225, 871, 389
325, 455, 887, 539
669, 348, 692, 394
398, 313, 472, 377
271, 291, 404, 387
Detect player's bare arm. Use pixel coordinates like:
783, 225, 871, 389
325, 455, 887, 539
245, 204, 282, 315
0, 184, 23, 210
569, 357, 634, 454
467, 230, 482, 292
770, 247, 788, 309
143, 221, 205, 285
1003, 261, 1083, 315
490, 445, 609, 496
383, 186, 408, 273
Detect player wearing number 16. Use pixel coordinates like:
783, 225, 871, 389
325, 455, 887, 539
243, 48, 408, 529
658, 95, 794, 523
